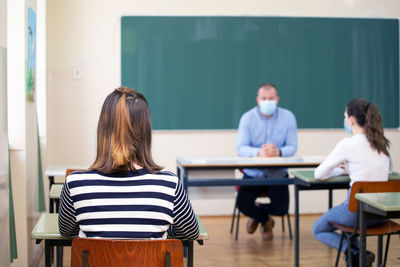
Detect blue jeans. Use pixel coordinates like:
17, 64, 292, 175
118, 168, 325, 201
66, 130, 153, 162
313, 190, 385, 252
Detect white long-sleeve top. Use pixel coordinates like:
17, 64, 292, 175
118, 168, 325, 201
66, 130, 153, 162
315, 134, 392, 186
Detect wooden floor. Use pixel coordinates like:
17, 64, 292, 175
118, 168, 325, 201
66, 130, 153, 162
39, 214, 400, 266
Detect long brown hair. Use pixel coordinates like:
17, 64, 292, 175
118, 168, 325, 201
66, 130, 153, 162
346, 99, 390, 156
90, 87, 162, 173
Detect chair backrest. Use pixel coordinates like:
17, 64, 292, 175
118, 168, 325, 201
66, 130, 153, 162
348, 180, 400, 212
65, 169, 87, 177
71, 238, 183, 267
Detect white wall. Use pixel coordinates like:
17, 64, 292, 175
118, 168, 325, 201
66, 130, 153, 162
7, 0, 28, 265
46, 0, 400, 215
7, 0, 43, 266
0, 0, 10, 266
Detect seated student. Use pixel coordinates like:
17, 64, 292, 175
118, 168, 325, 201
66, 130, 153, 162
312, 99, 392, 267
58, 87, 199, 241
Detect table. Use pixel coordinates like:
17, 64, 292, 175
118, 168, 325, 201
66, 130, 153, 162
31, 213, 209, 267
356, 192, 400, 266
292, 170, 400, 267
292, 170, 350, 267
176, 156, 325, 189
49, 184, 63, 213
31, 214, 71, 267
45, 166, 87, 213
45, 166, 87, 189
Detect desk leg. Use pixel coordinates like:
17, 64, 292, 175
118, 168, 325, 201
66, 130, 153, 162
187, 241, 194, 267
177, 166, 181, 180
294, 185, 299, 267
50, 199, 54, 213
56, 246, 63, 267
359, 203, 367, 267
328, 189, 333, 209
45, 240, 51, 267
182, 168, 188, 192
49, 175, 54, 213
49, 176, 54, 190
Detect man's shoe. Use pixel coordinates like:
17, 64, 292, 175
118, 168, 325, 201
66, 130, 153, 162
260, 217, 275, 241
246, 218, 259, 234
345, 250, 375, 267
364, 250, 375, 267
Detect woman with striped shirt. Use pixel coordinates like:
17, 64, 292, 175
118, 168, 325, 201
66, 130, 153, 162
58, 87, 199, 240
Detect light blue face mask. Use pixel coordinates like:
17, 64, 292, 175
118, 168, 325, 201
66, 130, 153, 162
344, 119, 352, 134
259, 100, 277, 116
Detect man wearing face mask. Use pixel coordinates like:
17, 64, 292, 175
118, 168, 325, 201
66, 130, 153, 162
236, 83, 298, 241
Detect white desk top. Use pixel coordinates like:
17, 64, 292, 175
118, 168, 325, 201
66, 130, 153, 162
31, 213, 209, 241
45, 165, 88, 177
356, 192, 400, 212
177, 155, 325, 168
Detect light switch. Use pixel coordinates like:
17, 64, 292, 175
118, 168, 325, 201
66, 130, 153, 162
74, 66, 82, 80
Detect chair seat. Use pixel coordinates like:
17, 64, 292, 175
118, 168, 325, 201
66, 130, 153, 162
330, 220, 400, 236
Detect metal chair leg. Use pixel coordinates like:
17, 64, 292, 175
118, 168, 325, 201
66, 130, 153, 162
335, 232, 345, 267
235, 211, 240, 241
377, 235, 383, 265
286, 213, 293, 240
346, 233, 353, 267
230, 197, 237, 234
383, 234, 391, 267
281, 215, 285, 232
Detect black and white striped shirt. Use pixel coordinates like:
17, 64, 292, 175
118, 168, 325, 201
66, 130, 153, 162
58, 169, 199, 240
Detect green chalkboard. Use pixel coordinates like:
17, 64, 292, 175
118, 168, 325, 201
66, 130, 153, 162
121, 16, 399, 129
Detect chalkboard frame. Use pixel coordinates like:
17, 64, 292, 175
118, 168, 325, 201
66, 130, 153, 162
121, 16, 399, 129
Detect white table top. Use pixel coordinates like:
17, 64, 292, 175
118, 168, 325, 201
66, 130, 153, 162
45, 165, 88, 177
177, 155, 325, 168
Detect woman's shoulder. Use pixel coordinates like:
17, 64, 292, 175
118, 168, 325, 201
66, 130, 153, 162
155, 170, 177, 177
66, 169, 97, 179
149, 171, 180, 188
335, 134, 370, 151
335, 136, 353, 147
150, 170, 180, 183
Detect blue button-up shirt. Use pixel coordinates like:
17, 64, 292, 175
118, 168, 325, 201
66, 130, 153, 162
236, 106, 298, 178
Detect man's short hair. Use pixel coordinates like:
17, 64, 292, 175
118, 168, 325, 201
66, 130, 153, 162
258, 83, 278, 95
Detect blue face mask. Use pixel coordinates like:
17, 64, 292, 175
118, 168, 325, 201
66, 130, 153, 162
259, 100, 277, 116
344, 119, 352, 134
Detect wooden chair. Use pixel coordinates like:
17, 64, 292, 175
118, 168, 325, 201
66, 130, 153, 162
230, 188, 292, 241
331, 180, 400, 267
71, 238, 183, 267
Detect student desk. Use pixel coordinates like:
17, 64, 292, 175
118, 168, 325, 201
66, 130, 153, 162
49, 184, 63, 213
292, 170, 350, 267
31, 213, 209, 267
45, 166, 87, 188
176, 156, 325, 189
356, 192, 400, 267
45, 166, 87, 213
292, 170, 400, 267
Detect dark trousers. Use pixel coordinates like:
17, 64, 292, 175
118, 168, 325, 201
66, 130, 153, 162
237, 173, 289, 224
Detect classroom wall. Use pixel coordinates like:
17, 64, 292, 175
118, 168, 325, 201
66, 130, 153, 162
8, 0, 28, 265
8, 0, 43, 266
46, 0, 400, 215
25, 1, 44, 266
0, 0, 10, 266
